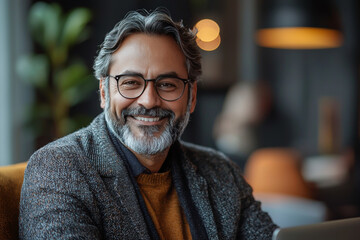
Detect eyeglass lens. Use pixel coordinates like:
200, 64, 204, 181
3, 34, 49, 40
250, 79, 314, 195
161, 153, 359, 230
117, 75, 186, 101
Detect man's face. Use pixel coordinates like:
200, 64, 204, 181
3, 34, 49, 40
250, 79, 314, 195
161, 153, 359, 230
100, 33, 197, 155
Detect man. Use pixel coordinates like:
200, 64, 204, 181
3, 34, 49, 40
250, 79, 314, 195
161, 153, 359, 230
19, 9, 277, 239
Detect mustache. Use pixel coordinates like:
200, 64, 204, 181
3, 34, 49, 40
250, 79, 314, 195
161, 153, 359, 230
121, 106, 175, 122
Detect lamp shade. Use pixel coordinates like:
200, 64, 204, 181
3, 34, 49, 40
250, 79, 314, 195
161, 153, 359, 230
256, 0, 343, 49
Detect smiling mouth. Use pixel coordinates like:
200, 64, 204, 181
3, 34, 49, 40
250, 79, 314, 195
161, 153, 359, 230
133, 116, 161, 122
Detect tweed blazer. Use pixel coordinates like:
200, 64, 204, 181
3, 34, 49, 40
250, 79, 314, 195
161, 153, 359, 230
19, 113, 277, 240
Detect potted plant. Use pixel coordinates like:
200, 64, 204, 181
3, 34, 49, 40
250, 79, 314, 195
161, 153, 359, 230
17, 2, 96, 148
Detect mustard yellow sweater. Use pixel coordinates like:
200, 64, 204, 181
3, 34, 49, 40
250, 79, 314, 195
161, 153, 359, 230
136, 171, 191, 240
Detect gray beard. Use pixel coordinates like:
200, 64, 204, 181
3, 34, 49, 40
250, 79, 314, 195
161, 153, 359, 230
105, 105, 190, 155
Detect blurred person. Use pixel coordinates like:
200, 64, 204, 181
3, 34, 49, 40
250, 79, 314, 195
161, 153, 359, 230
213, 83, 262, 158
19, 8, 277, 239
214, 81, 292, 168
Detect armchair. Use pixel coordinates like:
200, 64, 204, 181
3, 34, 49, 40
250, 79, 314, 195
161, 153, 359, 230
0, 162, 27, 240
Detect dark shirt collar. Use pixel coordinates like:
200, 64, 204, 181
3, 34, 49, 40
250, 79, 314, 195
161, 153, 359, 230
118, 139, 152, 176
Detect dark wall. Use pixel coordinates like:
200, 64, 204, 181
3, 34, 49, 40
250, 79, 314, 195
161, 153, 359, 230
258, 0, 360, 156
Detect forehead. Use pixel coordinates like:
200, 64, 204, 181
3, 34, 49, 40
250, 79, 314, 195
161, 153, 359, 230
109, 33, 187, 76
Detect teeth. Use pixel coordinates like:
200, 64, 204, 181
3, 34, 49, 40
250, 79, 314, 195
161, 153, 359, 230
134, 116, 160, 122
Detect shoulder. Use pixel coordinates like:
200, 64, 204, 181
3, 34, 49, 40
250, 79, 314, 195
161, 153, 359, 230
179, 141, 239, 173
25, 131, 86, 186
30, 128, 88, 164
178, 141, 248, 189
177, 141, 255, 216
26, 114, 106, 179
28, 113, 106, 167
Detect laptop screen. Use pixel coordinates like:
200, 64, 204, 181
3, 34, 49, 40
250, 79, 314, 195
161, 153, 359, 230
272, 217, 360, 240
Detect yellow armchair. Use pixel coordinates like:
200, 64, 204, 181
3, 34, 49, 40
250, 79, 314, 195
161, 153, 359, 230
0, 162, 27, 240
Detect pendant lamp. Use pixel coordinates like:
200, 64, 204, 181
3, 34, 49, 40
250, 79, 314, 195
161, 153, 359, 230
256, 0, 343, 49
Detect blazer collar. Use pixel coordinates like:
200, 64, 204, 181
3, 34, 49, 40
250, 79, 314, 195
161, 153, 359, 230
84, 113, 150, 239
174, 142, 219, 240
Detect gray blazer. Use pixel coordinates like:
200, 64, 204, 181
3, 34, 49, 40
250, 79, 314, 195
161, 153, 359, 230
19, 113, 277, 239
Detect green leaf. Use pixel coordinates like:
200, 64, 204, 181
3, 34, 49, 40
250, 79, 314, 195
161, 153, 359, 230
54, 61, 97, 106
61, 8, 92, 48
63, 75, 97, 106
28, 2, 48, 46
55, 62, 88, 91
43, 4, 62, 51
16, 54, 49, 89
29, 2, 62, 51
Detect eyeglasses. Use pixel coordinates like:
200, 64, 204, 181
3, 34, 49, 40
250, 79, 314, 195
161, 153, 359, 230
107, 73, 190, 102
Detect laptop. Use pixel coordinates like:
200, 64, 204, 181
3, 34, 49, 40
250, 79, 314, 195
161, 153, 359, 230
272, 217, 360, 240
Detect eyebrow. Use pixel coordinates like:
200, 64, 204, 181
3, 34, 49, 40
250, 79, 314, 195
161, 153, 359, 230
118, 70, 181, 78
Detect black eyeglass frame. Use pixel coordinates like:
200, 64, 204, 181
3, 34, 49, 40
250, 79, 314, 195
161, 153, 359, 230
107, 73, 191, 102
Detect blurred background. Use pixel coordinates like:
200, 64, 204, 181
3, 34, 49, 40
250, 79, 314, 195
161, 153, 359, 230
1, 0, 360, 227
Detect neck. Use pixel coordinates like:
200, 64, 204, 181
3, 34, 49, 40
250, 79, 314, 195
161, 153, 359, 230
131, 148, 170, 173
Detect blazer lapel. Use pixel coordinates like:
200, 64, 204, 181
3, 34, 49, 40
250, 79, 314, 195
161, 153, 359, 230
105, 164, 150, 239
176, 144, 220, 240
87, 114, 150, 239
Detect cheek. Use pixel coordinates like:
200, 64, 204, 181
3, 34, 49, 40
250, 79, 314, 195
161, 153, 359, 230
168, 100, 189, 119
109, 94, 132, 117
108, 83, 129, 113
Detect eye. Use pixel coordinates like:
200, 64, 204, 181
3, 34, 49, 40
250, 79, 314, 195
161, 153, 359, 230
156, 78, 180, 91
122, 80, 140, 86
158, 81, 176, 88
118, 76, 143, 90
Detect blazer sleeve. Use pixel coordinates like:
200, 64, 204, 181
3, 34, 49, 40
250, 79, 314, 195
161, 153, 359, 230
19, 147, 102, 240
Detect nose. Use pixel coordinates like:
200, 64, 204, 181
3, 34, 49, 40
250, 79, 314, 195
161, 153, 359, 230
136, 81, 162, 109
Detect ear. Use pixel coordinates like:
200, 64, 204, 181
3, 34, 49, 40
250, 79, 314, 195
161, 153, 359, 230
190, 81, 197, 113
99, 78, 106, 109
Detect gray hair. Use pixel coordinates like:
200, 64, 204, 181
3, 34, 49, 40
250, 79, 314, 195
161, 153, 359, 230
93, 8, 202, 82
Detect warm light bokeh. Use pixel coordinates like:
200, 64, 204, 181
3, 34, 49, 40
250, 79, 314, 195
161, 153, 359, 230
194, 18, 221, 51
196, 34, 221, 51
195, 18, 220, 42
256, 27, 343, 49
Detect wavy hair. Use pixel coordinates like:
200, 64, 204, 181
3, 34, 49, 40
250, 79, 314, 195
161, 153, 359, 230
93, 8, 201, 83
